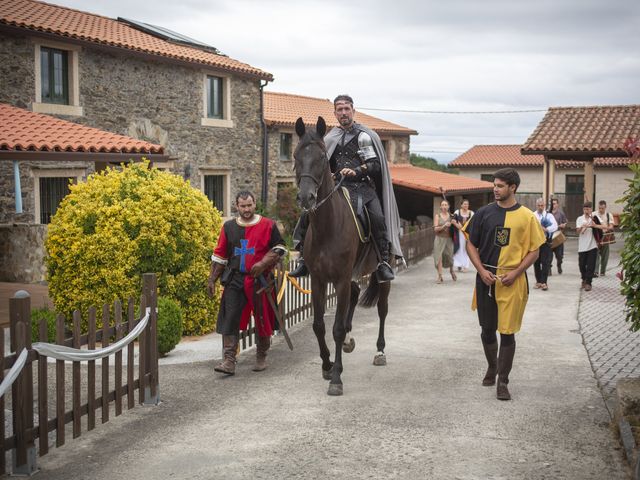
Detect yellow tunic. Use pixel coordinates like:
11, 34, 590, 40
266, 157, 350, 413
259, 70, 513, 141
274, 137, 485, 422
463, 203, 546, 334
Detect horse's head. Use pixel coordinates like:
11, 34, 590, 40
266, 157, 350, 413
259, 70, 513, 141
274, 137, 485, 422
294, 116, 327, 210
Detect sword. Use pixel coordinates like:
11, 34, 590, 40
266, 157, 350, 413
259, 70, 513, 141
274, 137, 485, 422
257, 275, 294, 350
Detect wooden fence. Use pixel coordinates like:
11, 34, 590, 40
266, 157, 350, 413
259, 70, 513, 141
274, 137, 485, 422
1, 273, 158, 476
238, 226, 434, 349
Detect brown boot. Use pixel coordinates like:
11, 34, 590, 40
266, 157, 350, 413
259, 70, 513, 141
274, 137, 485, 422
214, 335, 238, 375
481, 341, 498, 386
253, 335, 271, 372
496, 343, 516, 401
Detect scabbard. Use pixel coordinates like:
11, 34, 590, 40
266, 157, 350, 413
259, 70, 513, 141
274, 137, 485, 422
257, 275, 293, 350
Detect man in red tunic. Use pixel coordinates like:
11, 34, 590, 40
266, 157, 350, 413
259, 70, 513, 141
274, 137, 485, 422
207, 191, 286, 375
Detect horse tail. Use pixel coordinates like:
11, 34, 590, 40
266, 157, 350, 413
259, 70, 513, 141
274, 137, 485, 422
358, 274, 379, 308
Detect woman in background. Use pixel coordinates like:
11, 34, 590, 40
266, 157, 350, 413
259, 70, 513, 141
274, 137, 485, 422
433, 199, 456, 283
452, 199, 474, 272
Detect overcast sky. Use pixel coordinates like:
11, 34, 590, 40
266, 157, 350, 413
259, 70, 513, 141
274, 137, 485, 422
53, 0, 640, 163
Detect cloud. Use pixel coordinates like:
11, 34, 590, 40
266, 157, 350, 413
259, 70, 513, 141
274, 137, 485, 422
51, 0, 640, 162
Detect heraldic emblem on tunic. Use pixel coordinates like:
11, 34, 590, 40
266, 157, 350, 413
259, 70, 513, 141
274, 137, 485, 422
494, 226, 511, 247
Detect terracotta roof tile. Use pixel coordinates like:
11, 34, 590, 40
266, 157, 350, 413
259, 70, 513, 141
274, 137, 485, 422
0, 103, 163, 153
450, 145, 635, 169
522, 105, 640, 155
0, 0, 272, 80
450, 145, 544, 167
264, 92, 417, 135
390, 164, 493, 195
555, 158, 638, 169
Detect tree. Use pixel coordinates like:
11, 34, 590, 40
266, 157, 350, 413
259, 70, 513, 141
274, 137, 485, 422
46, 161, 222, 335
410, 153, 459, 174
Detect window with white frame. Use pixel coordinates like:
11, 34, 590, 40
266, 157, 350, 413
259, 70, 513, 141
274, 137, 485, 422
200, 168, 231, 216
32, 39, 82, 116
207, 76, 223, 119
280, 133, 292, 161
201, 74, 233, 128
33, 168, 85, 224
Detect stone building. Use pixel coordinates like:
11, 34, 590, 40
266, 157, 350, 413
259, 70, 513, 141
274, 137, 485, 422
451, 143, 637, 224
0, 103, 167, 282
451, 106, 640, 223
263, 92, 417, 193
0, 0, 274, 222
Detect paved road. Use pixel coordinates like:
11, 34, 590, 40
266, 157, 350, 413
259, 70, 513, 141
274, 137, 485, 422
31, 237, 629, 479
577, 240, 638, 415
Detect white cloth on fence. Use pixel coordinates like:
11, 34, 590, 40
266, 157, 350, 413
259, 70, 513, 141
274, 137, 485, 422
31, 308, 150, 362
0, 348, 28, 398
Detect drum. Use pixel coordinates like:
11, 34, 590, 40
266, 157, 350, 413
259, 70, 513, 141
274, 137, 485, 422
550, 230, 566, 249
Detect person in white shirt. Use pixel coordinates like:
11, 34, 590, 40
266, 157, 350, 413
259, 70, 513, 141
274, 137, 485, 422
532, 198, 557, 291
594, 200, 614, 277
576, 201, 608, 291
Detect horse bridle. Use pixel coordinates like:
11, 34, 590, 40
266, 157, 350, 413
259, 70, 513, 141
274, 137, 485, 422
297, 146, 344, 214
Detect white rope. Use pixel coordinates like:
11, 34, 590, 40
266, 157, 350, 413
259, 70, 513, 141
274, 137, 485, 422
31, 308, 150, 362
0, 349, 28, 398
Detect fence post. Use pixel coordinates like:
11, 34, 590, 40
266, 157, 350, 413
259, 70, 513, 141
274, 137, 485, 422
142, 273, 159, 405
9, 291, 37, 476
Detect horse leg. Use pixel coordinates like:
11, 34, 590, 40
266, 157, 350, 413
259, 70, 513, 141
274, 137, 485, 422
373, 282, 391, 366
311, 277, 332, 380
328, 281, 351, 396
342, 281, 360, 353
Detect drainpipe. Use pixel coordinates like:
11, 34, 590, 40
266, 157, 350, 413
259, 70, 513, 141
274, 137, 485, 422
259, 80, 270, 206
13, 160, 22, 213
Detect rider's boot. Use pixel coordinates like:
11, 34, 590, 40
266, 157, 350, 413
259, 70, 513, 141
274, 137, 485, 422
289, 256, 309, 278
289, 212, 310, 278
374, 236, 395, 283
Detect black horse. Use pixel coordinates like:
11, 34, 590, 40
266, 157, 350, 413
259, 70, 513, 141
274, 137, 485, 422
293, 116, 390, 396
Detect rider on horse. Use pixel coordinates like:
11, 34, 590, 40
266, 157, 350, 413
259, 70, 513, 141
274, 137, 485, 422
289, 94, 403, 283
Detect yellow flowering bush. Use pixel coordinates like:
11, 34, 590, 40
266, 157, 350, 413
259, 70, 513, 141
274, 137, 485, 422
46, 161, 222, 335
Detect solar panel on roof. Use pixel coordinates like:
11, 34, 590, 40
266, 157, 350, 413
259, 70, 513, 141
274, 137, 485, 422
118, 17, 223, 55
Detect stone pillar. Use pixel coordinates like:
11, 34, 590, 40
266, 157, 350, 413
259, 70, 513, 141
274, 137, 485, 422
548, 159, 556, 201
584, 160, 595, 203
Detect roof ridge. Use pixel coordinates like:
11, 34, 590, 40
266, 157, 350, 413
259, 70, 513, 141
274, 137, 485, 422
26, 0, 116, 23
548, 104, 640, 110
265, 91, 331, 102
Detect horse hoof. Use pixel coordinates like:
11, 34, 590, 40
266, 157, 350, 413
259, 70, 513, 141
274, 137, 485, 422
342, 337, 356, 353
322, 368, 332, 380
327, 383, 343, 396
373, 353, 387, 366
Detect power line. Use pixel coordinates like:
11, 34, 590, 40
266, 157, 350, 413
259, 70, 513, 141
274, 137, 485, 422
412, 149, 466, 154
360, 107, 547, 114
417, 133, 524, 138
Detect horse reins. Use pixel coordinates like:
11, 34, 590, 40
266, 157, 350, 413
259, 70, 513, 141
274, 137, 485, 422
299, 147, 345, 214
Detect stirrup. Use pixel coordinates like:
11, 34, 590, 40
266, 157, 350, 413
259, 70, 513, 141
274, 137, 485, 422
376, 261, 395, 283
288, 258, 309, 278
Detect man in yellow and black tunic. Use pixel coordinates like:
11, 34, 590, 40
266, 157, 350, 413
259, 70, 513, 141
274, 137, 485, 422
463, 168, 546, 401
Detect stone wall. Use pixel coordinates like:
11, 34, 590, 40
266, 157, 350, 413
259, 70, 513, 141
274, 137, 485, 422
0, 224, 48, 283
0, 31, 267, 208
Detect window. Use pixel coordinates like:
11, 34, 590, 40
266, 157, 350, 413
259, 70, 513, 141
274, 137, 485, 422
39, 177, 72, 224
481, 174, 494, 182
206, 76, 223, 119
201, 74, 232, 128
565, 175, 584, 194
204, 174, 225, 213
280, 133, 292, 160
33, 41, 82, 116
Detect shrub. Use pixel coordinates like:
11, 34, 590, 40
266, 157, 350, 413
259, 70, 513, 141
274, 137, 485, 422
46, 161, 222, 335
272, 184, 301, 239
157, 296, 183, 356
619, 161, 640, 331
31, 306, 57, 343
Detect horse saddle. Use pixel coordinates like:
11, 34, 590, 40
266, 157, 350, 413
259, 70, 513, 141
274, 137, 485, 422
340, 187, 371, 243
